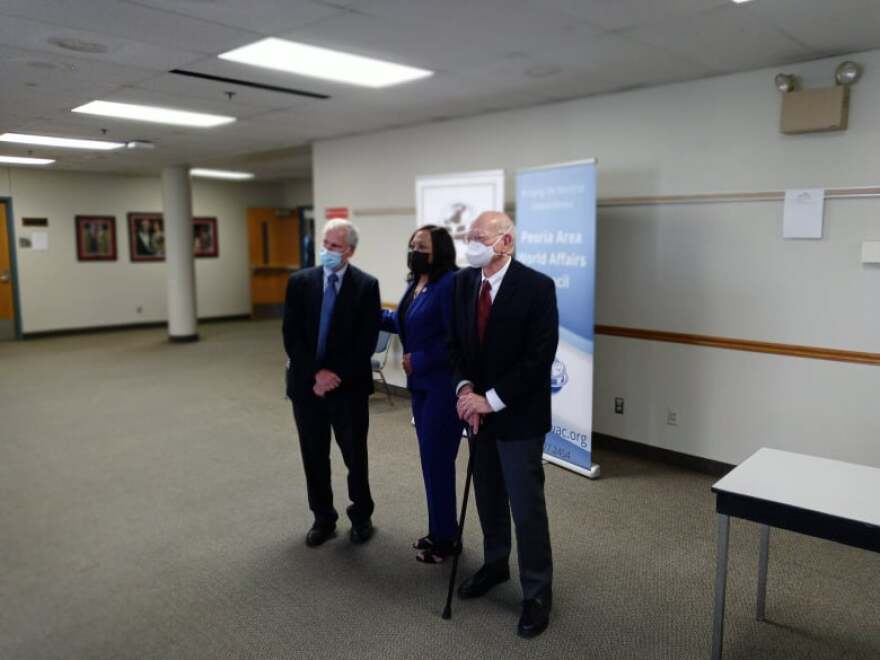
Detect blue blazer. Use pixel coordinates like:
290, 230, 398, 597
382, 270, 456, 394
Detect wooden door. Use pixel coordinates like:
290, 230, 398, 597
247, 208, 301, 318
0, 203, 16, 339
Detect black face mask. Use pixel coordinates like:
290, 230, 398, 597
408, 250, 431, 275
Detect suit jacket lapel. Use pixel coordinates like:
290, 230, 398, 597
309, 267, 324, 350
465, 267, 481, 350
331, 266, 354, 332
398, 280, 417, 348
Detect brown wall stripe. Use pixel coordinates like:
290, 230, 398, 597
353, 185, 880, 217
382, 302, 878, 366
595, 325, 880, 366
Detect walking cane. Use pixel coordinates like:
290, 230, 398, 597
441, 423, 476, 620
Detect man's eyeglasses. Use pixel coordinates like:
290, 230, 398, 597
465, 230, 507, 244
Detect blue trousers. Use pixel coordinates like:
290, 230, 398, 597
411, 387, 462, 544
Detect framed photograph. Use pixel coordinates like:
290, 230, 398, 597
128, 212, 164, 261
193, 217, 219, 258
75, 215, 117, 261
415, 169, 505, 267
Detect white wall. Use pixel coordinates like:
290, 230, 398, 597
313, 49, 880, 467
1, 169, 283, 333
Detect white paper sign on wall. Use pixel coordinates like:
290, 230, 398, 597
783, 188, 825, 239
31, 231, 49, 251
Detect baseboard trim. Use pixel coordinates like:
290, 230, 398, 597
22, 314, 251, 340
252, 304, 284, 320
169, 334, 199, 343
593, 432, 733, 477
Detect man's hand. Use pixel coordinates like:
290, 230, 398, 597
457, 393, 492, 419
313, 369, 341, 397
402, 353, 413, 376
457, 383, 474, 397
467, 413, 482, 435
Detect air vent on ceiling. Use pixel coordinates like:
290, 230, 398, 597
169, 69, 330, 100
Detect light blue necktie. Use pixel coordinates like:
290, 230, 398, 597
316, 272, 338, 361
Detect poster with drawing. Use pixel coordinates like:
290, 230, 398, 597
415, 170, 505, 267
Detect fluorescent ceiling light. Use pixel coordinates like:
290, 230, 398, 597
0, 132, 123, 150
0, 155, 55, 165
731, 0, 753, 3
219, 37, 433, 88
72, 100, 236, 128
190, 168, 254, 180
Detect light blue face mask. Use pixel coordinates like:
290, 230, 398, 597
320, 246, 344, 270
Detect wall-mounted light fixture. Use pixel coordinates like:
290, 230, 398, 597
834, 61, 862, 86
774, 73, 798, 93
776, 61, 862, 134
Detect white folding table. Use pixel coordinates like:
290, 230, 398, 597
710, 447, 880, 659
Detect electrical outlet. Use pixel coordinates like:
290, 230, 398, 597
614, 397, 624, 415
666, 409, 678, 426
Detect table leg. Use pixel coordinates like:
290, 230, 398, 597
756, 524, 770, 622
711, 513, 731, 660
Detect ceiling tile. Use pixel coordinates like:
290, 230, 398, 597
522, 0, 729, 31
0, 0, 257, 54
124, 0, 347, 35
0, 15, 205, 72
749, 0, 880, 55
625, 5, 813, 74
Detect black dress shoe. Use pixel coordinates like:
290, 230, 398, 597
517, 592, 552, 639
305, 524, 336, 547
350, 520, 374, 544
457, 562, 510, 599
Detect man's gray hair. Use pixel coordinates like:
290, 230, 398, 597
323, 218, 360, 249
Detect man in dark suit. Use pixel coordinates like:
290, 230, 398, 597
282, 219, 381, 547
449, 211, 559, 639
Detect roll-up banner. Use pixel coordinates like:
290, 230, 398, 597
516, 160, 600, 479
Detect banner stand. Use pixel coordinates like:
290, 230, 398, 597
543, 456, 601, 479
517, 159, 599, 480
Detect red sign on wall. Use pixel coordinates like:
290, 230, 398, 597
324, 207, 349, 220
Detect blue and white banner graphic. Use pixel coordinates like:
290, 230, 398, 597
516, 160, 598, 477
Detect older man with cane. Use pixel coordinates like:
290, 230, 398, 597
446, 211, 559, 638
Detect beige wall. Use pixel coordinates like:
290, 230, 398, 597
313, 49, 880, 467
2, 169, 283, 333
283, 179, 313, 208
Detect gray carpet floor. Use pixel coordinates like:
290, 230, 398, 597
1, 320, 877, 660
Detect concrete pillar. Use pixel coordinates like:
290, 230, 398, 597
161, 166, 198, 342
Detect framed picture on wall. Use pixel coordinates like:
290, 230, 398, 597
75, 215, 117, 261
415, 170, 505, 267
128, 212, 164, 261
193, 217, 218, 258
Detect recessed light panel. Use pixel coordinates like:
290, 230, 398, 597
218, 38, 433, 88
0, 132, 123, 150
72, 101, 235, 128
0, 155, 55, 165
190, 168, 254, 180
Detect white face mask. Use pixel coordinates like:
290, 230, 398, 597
465, 234, 504, 268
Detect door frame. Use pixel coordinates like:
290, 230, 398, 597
1, 197, 23, 339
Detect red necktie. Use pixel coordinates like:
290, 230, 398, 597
477, 280, 492, 344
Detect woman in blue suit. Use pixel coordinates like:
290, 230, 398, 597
382, 225, 463, 563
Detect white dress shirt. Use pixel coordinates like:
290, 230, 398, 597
457, 256, 512, 412
323, 263, 348, 293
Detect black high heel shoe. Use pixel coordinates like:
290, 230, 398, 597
412, 534, 433, 551
415, 539, 462, 564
